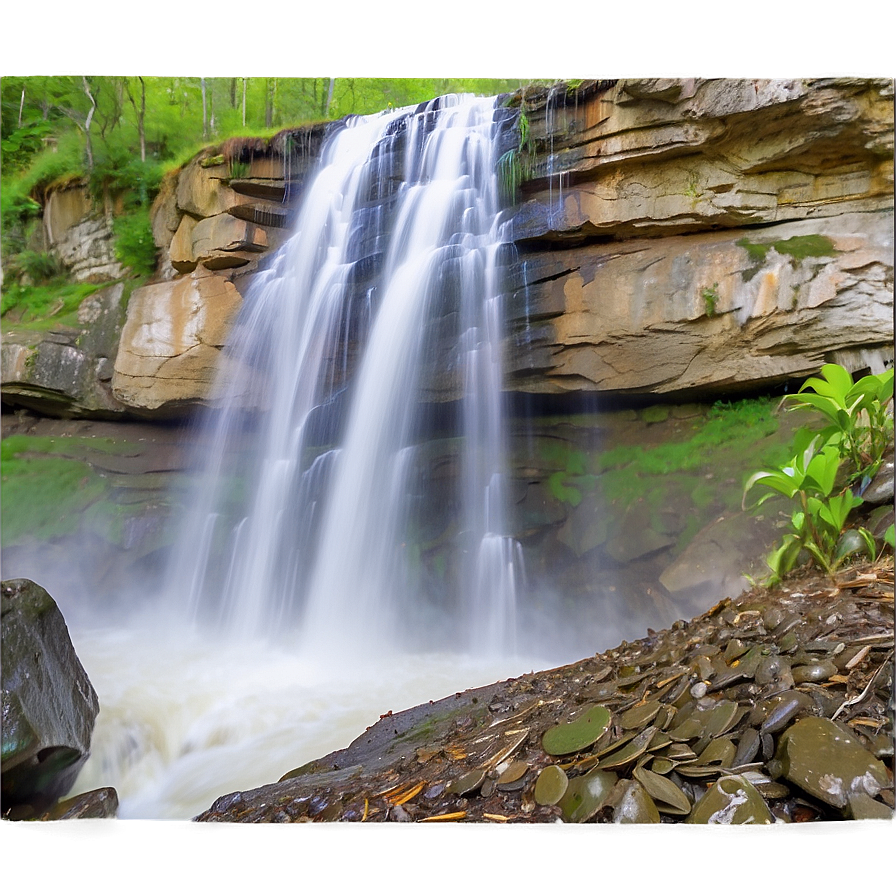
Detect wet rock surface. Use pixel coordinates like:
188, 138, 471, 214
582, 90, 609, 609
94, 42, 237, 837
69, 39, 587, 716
195, 559, 894, 824
1, 579, 100, 818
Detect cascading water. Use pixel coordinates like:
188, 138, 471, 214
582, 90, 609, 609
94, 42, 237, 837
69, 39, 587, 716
166, 94, 524, 657
64, 95, 545, 818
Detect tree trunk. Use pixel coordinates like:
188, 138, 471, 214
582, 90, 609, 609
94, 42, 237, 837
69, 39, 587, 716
82, 76, 96, 172
325, 78, 335, 117
18, 87, 25, 128
126, 77, 147, 163
242, 78, 247, 127
137, 77, 146, 163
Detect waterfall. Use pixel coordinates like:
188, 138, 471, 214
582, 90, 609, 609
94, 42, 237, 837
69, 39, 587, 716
166, 94, 523, 657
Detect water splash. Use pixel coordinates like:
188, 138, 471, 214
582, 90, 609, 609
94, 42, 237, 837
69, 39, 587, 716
167, 95, 524, 658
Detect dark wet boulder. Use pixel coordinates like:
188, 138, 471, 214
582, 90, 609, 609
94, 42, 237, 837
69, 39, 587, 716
1, 578, 99, 818
40, 787, 119, 820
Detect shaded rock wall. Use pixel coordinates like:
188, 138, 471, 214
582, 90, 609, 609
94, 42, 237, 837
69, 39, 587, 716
43, 181, 126, 284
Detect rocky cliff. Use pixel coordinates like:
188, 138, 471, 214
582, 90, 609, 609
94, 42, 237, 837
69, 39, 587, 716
2, 78, 893, 418
502, 78, 893, 400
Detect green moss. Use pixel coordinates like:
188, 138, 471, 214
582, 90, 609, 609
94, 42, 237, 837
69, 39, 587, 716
548, 471, 583, 506
640, 405, 670, 424
597, 398, 784, 506
737, 234, 837, 281
539, 441, 587, 474
1, 454, 110, 546
771, 234, 836, 261
1, 434, 140, 462
736, 237, 770, 264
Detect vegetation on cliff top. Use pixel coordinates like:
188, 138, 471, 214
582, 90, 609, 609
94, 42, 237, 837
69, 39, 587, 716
1, 77, 529, 321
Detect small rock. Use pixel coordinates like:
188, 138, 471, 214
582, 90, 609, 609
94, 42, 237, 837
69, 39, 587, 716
41, 787, 119, 820
775, 717, 890, 810
686, 775, 774, 824
613, 780, 661, 823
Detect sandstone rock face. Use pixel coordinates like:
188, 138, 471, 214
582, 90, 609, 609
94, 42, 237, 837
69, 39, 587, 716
6, 81, 892, 418
502, 77, 894, 399
1, 578, 100, 818
505, 211, 894, 398
1, 283, 128, 417
111, 270, 252, 413
43, 182, 126, 283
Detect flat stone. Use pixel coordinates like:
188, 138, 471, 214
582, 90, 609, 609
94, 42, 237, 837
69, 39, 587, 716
775, 717, 890, 810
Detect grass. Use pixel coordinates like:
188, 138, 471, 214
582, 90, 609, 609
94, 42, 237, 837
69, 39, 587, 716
1, 281, 106, 324
0, 452, 110, 546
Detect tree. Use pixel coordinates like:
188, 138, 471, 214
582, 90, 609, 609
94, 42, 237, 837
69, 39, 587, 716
124, 77, 147, 163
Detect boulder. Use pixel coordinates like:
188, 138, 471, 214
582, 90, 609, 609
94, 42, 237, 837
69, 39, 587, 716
169, 215, 198, 273
175, 152, 246, 219
111, 270, 254, 414
1, 283, 128, 417
190, 213, 269, 269
1, 579, 100, 818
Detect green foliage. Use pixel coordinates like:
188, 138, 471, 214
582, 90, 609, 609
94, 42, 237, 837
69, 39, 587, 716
90, 145, 163, 209
112, 210, 157, 278
701, 283, 719, 317
744, 364, 894, 584
228, 158, 250, 179
3, 249, 66, 285
496, 109, 535, 205
0, 119, 54, 174
737, 234, 837, 280
783, 363, 894, 481
0, 281, 103, 323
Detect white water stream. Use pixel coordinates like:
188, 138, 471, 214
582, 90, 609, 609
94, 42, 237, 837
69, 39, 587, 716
68, 619, 553, 819
60, 95, 556, 819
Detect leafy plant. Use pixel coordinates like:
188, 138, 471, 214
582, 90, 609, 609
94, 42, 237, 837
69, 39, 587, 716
112, 210, 157, 278
744, 364, 894, 584
701, 283, 719, 317
783, 363, 894, 481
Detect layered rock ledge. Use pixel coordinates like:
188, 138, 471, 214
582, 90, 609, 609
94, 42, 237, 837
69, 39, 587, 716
4, 78, 891, 419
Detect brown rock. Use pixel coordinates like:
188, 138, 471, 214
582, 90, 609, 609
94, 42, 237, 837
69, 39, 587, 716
111, 271, 254, 413
169, 215, 198, 273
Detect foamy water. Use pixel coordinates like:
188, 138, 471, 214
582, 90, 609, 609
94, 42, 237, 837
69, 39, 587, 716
68, 622, 554, 819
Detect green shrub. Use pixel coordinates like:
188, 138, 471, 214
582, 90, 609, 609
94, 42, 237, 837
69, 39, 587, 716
112, 210, 157, 277
744, 363, 894, 583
